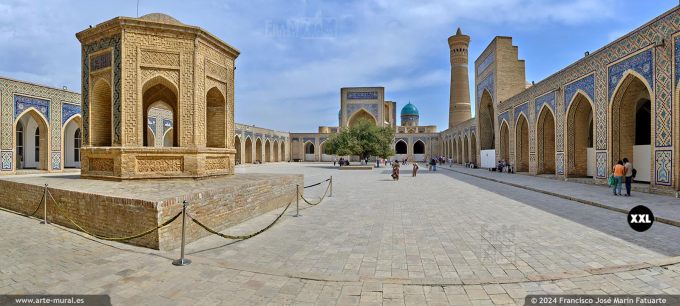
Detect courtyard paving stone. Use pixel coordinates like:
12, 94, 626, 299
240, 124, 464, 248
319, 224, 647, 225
0, 163, 679, 305
441, 164, 680, 227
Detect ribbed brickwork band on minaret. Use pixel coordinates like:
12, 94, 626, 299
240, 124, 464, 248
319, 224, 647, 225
448, 27, 472, 128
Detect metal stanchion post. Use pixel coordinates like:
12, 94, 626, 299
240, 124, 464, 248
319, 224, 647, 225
41, 184, 48, 224
329, 176, 333, 197
294, 184, 301, 217
172, 200, 191, 266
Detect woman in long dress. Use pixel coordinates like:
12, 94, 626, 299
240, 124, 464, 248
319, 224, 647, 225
391, 161, 400, 181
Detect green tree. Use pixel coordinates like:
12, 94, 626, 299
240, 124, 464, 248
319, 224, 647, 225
324, 119, 395, 161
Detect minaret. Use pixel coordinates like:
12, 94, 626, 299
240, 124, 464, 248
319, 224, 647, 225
448, 27, 471, 128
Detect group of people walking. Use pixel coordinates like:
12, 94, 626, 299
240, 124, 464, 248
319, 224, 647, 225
611, 158, 636, 196
391, 157, 457, 180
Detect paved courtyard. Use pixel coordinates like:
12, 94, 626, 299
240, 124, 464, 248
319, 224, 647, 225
1, 163, 680, 305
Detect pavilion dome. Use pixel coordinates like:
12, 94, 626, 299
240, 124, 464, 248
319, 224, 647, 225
138, 13, 184, 25
400, 102, 419, 116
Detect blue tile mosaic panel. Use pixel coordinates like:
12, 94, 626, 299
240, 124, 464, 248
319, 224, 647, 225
62, 103, 81, 125
51, 151, 61, 170
564, 74, 595, 112
596, 152, 607, 178
556, 152, 564, 175
497, 111, 510, 127
1, 151, 12, 170
82, 34, 121, 145
477, 73, 495, 103
675, 36, 680, 85
346, 103, 379, 120
534, 91, 556, 116
514, 102, 529, 123
90, 52, 112, 71
302, 137, 315, 143
347, 92, 378, 99
14, 95, 50, 120
608, 49, 653, 100
477, 52, 494, 76
655, 150, 672, 186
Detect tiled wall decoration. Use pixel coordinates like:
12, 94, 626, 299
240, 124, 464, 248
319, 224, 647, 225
346, 103, 379, 121
556, 152, 564, 175
477, 73, 495, 104
14, 95, 50, 120
477, 52, 495, 76
1, 151, 12, 170
347, 91, 378, 99
51, 151, 61, 170
62, 103, 81, 125
534, 91, 556, 116
607, 49, 653, 101
514, 102, 529, 124
655, 150, 672, 186
564, 74, 595, 112
497, 111, 510, 127
596, 152, 607, 178
81, 34, 121, 145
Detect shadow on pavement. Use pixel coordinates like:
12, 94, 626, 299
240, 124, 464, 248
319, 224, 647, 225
441, 169, 680, 256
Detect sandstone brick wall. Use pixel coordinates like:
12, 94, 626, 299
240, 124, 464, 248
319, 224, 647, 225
0, 173, 302, 250
0, 180, 160, 248
157, 173, 303, 250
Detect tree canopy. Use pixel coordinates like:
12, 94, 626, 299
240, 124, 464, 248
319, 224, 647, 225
323, 119, 394, 160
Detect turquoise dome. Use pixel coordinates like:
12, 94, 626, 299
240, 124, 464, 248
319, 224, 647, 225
400, 102, 419, 116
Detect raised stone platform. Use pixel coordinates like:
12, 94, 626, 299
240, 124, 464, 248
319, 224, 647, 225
0, 172, 302, 250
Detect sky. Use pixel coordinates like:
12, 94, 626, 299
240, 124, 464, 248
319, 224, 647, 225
0, 0, 676, 132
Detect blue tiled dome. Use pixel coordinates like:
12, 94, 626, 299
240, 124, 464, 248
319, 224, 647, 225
400, 102, 419, 116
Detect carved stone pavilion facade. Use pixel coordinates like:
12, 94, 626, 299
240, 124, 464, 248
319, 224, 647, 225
75, 13, 239, 179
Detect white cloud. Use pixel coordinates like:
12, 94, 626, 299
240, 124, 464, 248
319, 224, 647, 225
0, 0, 622, 131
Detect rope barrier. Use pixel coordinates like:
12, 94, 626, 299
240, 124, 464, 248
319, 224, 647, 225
46, 189, 181, 241
33, 175, 332, 247
187, 176, 332, 240
300, 180, 331, 206
28, 187, 45, 218
304, 178, 331, 189
188, 200, 293, 240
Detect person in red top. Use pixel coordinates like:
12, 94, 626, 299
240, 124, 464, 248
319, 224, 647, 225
612, 160, 625, 196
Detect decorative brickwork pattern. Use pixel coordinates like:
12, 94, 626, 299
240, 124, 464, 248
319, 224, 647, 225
477, 73, 495, 104
596, 151, 607, 178
51, 151, 61, 170
61, 103, 81, 125
608, 50, 653, 100
346, 103, 379, 120
1, 77, 80, 174
656, 150, 672, 185
14, 95, 50, 120
493, 8, 679, 186
137, 157, 183, 173
514, 102, 529, 124
564, 74, 595, 112
477, 52, 494, 76
82, 35, 121, 145
140, 50, 180, 67
556, 152, 564, 175
534, 91, 556, 116
1, 151, 11, 170
497, 111, 509, 127
89, 158, 114, 172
